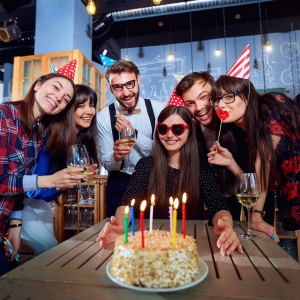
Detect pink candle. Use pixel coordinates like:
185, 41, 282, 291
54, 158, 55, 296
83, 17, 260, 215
182, 193, 187, 239
169, 197, 174, 235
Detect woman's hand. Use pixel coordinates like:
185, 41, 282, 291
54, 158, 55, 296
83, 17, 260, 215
38, 168, 86, 189
251, 216, 279, 243
208, 142, 234, 167
4, 227, 21, 262
96, 216, 124, 249
214, 219, 243, 256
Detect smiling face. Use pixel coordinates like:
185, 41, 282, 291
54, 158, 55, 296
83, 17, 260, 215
109, 72, 140, 110
182, 80, 215, 127
74, 98, 96, 132
158, 114, 190, 156
214, 90, 247, 127
34, 77, 74, 117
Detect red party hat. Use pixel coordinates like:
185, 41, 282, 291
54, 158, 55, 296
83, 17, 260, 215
55, 59, 77, 81
167, 85, 185, 107
227, 45, 250, 80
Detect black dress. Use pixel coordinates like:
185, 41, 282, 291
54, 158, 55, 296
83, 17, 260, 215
119, 156, 230, 220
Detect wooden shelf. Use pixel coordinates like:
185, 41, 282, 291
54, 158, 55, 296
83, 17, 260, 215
64, 204, 94, 207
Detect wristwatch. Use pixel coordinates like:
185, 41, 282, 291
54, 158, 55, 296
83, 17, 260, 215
252, 209, 266, 218
9, 223, 22, 229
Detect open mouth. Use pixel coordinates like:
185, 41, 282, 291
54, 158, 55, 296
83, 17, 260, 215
165, 140, 178, 145
46, 96, 57, 108
81, 117, 92, 122
122, 95, 134, 103
196, 109, 210, 120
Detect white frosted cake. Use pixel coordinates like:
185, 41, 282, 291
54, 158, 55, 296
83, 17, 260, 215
111, 230, 199, 288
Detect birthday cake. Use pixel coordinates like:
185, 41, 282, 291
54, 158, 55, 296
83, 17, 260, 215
111, 230, 199, 288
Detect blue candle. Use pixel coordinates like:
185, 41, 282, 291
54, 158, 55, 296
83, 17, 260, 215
131, 199, 135, 235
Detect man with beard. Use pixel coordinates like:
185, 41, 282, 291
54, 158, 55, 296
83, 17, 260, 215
97, 60, 164, 217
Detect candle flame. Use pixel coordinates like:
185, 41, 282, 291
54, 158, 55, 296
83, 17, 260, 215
140, 200, 147, 212
182, 192, 187, 204
131, 199, 135, 206
174, 198, 179, 210
124, 206, 129, 214
169, 197, 174, 206
151, 194, 155, 206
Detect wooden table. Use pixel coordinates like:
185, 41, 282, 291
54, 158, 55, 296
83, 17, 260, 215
1, 219, 300, 300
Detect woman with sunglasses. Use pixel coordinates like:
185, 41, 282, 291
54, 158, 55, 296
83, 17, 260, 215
97, 106, 243, 256
207, 75, 300, 239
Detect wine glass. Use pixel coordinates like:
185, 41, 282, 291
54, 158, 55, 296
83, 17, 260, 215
119, 125, 136, 172
85, 158, 97, 204
67, 144, 90, 205
235, 173, 261, 240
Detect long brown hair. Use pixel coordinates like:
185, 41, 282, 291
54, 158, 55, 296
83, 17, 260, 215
7, 73, 76, 142
147, 106, 200, 219
211, 75, 300, 191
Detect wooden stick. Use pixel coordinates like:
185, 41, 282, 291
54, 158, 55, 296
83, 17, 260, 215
217, 119, 223, 144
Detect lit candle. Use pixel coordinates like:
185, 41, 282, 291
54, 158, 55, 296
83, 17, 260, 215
172, 198, 179, 246
169, 197, 174, 235
130, 199, 135, 235
140, 200, 147, 248
124, 206, 129, 243
149, 194, 155, 232
182, 193, 187, 238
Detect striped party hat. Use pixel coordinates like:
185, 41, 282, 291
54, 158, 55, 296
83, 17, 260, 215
227, 45, 250, 80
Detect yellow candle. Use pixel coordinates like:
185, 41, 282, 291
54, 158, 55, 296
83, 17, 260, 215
172, 198, 179, 246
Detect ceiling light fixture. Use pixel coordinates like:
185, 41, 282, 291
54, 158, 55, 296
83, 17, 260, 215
125, 26, 129, 61
168, 21, 174, 61
265, 8, 272, 52
0, 20, 22, 43
153, 0, 162, 4
86, 0, 96, 16
215, 16, 221, 57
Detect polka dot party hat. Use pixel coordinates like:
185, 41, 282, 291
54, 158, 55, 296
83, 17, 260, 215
55, 59, 77, 81
167, 85, 185, 107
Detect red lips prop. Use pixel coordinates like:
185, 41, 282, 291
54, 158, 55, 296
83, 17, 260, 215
216, 110, 229, 120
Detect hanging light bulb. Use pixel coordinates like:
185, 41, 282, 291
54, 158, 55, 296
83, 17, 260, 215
86, 0, 96, 16
153, 0, 162, 4
266, 40, 272, 52
215, 45, 221, 57
125, 54, 130, 61
168, 50, 174, 61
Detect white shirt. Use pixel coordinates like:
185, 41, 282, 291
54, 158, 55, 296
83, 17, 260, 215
97, 97, 165, 175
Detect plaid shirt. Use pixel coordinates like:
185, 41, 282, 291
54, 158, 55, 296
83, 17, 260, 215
0, 104, 41, 237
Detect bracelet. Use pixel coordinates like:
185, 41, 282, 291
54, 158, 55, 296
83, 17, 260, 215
9, 223, 22, 229
252, 209, 266, 218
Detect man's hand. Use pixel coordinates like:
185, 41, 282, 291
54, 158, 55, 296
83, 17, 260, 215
214, 219, 243, 256
252, 216, 279, 243
115, 114, 132, 132
4, 226, 21, 262
96, 216, 124, 248
113, 140, 131, 162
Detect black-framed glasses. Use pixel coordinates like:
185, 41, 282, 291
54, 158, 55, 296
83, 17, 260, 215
111, 80, 135, 92
156, 123, 190, 136
209, 91, 245, 107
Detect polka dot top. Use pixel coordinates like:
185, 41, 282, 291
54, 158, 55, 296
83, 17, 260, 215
120, 156, 229, 220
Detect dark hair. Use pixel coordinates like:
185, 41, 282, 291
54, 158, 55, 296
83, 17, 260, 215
105, 60, 140, 83
147, 106, 200, 219
211, 75, 300, 191
75, 85, 99, 166
7, 73, 76, 141
48, 84, 99, 172
176, 72, 215, 98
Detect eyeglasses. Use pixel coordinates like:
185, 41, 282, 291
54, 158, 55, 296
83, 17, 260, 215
111, 80, 135, 92
156, 123, 190, 136
209, 91, 245, 107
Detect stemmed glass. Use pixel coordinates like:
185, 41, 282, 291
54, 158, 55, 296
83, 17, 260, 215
120, 125, 136, 172
85, 158, 97, 204
67, 144, 90, 206
235, 173, 261, 240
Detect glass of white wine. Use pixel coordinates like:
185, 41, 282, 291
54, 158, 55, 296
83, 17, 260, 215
120, 125, 136, 172
235, 173, 261, 240
85, 158, 97, 204
67, 144, 90, 205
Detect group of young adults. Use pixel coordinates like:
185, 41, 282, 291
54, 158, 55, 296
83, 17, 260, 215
1, 57, 299, 276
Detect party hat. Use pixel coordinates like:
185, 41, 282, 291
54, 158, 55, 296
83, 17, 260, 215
167, 85, 185, 107
55, 59, 77, 81
227, 45, 250, 79
100, 54, 117, 68
173, 74, 184, 84
51, 64, 58, 73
